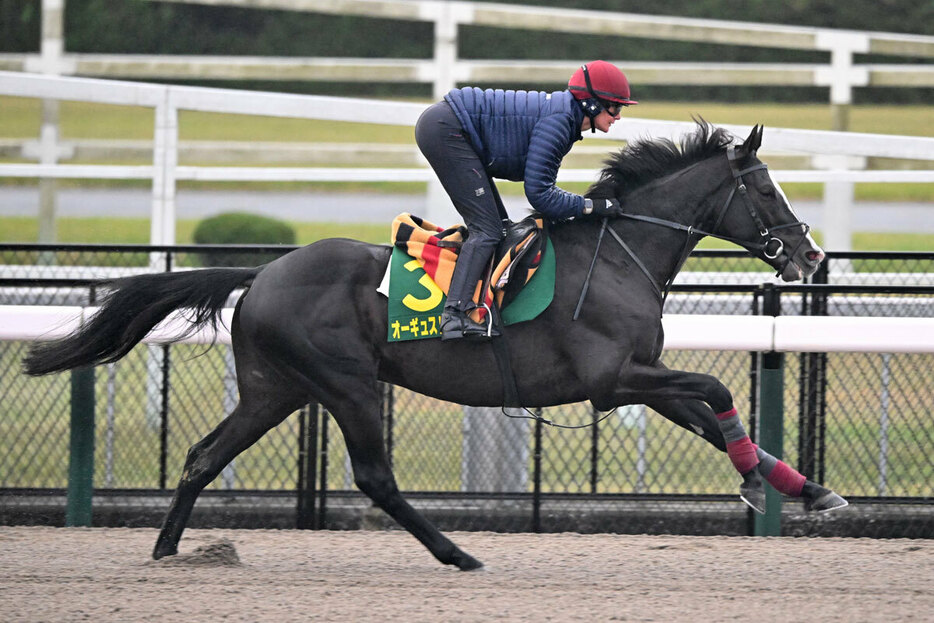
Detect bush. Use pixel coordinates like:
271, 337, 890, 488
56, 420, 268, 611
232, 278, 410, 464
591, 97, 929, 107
193, 212, 296, 267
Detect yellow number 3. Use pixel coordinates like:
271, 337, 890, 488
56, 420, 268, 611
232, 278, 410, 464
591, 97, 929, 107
402, 259, 443, 312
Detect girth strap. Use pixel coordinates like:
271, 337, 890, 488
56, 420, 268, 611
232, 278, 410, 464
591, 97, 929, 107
488, 303, 522, 409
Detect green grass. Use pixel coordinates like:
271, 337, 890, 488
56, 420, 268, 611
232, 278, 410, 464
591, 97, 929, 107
694, 231, 934, 253
4, 97, 931, 140
0, 216, 391, 246
0, 97, 416, 143
2, 96, 932, 202
630, 102, 934, 137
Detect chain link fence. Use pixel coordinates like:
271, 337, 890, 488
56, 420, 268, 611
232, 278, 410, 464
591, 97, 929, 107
1, 244, 931, 537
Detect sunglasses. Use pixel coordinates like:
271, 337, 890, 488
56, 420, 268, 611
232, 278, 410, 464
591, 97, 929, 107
601, 100, 626, 116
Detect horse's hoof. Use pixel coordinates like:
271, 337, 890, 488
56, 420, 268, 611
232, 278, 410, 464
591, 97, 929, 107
740, 470, 766, 515
152, 544, 178, 560
453, 551, 484, 571
804, 487, 849, 513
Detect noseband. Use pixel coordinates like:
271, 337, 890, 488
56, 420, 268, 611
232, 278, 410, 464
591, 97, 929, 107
574, 148, 810, 316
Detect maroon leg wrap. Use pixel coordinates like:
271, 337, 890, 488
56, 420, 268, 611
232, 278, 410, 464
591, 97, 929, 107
725, 438, 760, 474
716, 408, 760, 474
764, 460, 806, 497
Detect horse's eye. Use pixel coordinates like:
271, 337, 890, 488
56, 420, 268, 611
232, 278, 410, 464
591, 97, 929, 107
761, 185, 776, 198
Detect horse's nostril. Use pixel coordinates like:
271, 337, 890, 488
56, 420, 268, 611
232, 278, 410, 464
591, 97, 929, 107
806, 251, 824, 263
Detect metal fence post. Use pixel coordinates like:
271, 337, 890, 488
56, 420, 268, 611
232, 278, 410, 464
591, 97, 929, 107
755, 285, 783, 536
799, 261, 829, 482
66, 367, 95, 527
532, 410, 543, 533
381, 383, 394, 470
297, 403, 318, 530
590, 407, 599, 493
318, 408, 329, 529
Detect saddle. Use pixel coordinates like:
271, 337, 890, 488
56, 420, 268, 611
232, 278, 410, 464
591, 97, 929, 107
384, 213, 554, 342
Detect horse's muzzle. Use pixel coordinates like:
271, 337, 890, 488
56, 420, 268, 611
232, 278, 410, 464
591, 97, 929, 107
779, 238, 824, 282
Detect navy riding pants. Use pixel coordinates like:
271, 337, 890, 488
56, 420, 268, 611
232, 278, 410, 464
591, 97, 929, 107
415, 101, 507, 310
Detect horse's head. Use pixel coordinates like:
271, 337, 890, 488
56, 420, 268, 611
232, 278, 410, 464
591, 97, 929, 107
713, 125, 824, 281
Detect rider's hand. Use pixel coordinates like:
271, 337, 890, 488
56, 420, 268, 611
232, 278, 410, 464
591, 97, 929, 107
583, 198, 624, 218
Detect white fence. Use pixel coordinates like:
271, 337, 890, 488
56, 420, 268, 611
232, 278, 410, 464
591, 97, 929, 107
2, 0, 932, 252
6, 0, 933, 108
2, 71, 933, 249
4, 305, 934, 354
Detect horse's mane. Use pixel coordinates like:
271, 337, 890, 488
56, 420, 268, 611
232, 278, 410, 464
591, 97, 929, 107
586, 119, 734, 201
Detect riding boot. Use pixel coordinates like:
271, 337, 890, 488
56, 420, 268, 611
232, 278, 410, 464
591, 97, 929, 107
441, 240, 500, 341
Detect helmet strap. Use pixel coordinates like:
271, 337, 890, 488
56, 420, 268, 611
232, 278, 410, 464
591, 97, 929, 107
580, 64, 601, 133
579, 99, 600, 133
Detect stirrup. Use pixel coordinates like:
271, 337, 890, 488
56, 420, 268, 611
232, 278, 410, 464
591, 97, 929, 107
440, 306, 500, 341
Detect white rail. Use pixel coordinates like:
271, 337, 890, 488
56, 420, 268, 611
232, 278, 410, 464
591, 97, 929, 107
1, 71, 932, 251
4, 54, 932, 94
3, 163, 932, 184
3, 72, 932, 158
4, 306, 934, 354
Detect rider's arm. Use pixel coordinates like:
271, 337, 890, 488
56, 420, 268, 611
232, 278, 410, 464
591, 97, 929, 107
523, 115, 586, 220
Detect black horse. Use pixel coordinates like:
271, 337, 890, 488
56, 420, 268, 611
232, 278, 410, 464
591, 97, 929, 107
25, 122, 846, 571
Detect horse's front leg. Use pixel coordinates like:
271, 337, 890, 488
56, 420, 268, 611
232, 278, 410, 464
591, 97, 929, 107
627, 366, 845, 513
589, 362, 764, 510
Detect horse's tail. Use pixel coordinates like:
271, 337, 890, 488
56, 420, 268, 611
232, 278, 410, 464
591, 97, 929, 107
23, 266, 262, 376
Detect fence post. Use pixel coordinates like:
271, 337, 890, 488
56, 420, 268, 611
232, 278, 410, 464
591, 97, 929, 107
297, 403, 318, 530
151, 90, 178, 246
432, 0, 458, 101
318, 409, 329, 529
531, 410, 543, 533
36, 0, 66, 247
755, 285, 783, 536
799, 261, 828, 482
66, 367, 95, 527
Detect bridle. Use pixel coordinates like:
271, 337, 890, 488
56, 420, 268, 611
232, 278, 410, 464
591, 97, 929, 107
573, 147, 810, 317
718, 145, 809, 264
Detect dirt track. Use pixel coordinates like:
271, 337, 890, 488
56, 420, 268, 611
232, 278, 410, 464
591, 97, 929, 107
1, 526, 931, 622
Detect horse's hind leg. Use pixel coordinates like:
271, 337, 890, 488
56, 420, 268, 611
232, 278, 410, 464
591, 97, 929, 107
153, 392, 302, 559
325, 382, 482, 571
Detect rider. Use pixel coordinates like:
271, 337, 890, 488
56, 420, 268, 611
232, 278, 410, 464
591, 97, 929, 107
415, 60, 637, 341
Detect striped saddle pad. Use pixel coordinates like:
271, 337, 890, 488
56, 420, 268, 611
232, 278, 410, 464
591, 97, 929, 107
383, 213, 554, 342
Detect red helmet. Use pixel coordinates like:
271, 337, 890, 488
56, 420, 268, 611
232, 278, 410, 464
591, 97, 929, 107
568, 61, 637, 106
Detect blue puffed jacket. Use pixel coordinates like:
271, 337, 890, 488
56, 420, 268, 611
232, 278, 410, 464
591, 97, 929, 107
444, 87, 587, 220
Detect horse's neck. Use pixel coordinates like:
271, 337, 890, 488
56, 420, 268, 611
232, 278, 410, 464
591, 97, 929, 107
615, 163, 729, 292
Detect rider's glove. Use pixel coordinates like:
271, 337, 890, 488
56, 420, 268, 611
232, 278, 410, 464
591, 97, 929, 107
583, 197, 624, 218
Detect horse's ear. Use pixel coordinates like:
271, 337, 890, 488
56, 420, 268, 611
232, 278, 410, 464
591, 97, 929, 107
740, 124, 763, 155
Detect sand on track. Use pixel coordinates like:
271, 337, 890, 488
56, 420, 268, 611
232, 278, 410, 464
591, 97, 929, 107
1, 526, 931, 622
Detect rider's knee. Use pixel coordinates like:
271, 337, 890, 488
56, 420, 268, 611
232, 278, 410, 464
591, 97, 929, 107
465, 227, 504, 250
